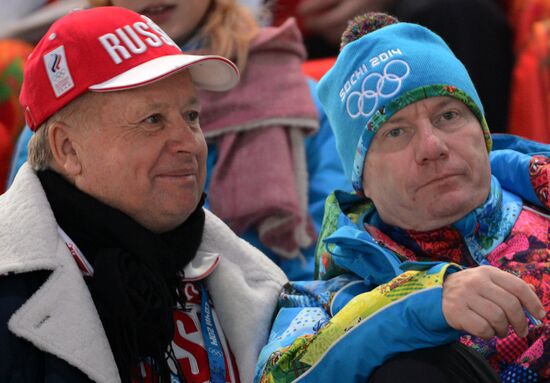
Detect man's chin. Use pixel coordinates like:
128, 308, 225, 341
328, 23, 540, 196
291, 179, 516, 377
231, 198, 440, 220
138, 197, 203, 233
425, 195, 481, 227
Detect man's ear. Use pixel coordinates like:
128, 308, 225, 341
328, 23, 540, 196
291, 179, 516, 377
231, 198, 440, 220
48, 121, 82, 177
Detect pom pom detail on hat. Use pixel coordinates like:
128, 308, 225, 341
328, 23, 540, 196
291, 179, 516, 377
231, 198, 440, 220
340, 13, 399, 51
318, 12, 491, 192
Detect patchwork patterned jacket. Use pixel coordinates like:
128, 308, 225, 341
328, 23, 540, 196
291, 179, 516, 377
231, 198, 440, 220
255, 134, 550, 383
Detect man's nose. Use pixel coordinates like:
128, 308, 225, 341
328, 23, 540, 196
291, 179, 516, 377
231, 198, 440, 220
414, 122, 449, 164
167, 116, 203, 153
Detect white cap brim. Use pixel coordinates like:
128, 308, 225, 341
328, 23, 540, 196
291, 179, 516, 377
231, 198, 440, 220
89, 54, 239, 92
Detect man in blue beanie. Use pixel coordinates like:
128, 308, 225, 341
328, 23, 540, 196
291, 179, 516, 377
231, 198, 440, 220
254, 13, 549, 383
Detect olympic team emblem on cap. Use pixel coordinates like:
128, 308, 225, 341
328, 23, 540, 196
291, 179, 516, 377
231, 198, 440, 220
50, 54, 62, 73
43, 45, 75, 97
346, 59, 410, 120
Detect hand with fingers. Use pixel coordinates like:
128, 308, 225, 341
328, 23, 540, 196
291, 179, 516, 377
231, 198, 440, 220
442, 265, 546, 339
297, 0, 395, 45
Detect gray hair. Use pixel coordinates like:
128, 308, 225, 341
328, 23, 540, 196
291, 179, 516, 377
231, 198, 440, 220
27, 92, 97, 170
27, 121, 52, 170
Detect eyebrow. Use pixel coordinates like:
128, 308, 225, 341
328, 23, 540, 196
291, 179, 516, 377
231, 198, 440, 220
138, 96, 201, 114
185, 97, 200, 107
146, 96, 200, 110
386, 99, 460, 124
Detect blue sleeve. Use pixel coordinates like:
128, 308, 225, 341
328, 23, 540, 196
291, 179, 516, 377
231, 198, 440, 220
204, 142, 217, 195
491, 133, 550, 156
304, 79, 351, 233
255, 264, 462, 383
6, 125, 32, 188
490, 133, 550, 208
490, 149, 541, 206
296, 286, 459, 382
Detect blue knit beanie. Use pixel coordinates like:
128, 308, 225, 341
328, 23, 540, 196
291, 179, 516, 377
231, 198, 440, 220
318, 14, 492, 192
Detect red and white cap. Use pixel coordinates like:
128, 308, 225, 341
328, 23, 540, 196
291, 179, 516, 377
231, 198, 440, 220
20, 6, 240, 131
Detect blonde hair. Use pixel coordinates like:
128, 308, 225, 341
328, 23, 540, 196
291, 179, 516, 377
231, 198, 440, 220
28, 92, 97, 170
86, 0, 260, 71
200, 0, 260, 71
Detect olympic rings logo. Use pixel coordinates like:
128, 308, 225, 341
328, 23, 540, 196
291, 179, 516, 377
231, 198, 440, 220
346, 59, 411, 119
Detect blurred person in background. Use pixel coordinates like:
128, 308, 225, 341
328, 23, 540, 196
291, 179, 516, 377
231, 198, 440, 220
0, 41, 33, 193
261, 0, 514, 131
9, 0, 349, 280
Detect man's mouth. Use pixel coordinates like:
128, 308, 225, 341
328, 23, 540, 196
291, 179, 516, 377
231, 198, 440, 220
158, 170, 195, 177
417, 173, 461, 191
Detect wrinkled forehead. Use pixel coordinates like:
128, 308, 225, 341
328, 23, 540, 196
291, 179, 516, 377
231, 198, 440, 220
370, 96, 482, 147
380, 96, 472, 126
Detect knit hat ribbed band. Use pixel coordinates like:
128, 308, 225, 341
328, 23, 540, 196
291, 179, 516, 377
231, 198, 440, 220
318, 21, 492, 192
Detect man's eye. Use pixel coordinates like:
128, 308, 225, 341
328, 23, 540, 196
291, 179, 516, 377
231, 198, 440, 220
185, 110, 200, 123
433, 109, 468, 129
386, 128, 403, 138
143, 113, 162, 124
441, 111, 458, 121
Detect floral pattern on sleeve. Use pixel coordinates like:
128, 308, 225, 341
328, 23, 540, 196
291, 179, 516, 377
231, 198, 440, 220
529, 155, 550, 209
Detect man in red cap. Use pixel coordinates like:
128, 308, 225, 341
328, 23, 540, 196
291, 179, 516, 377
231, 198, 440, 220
0, 6, 286, 383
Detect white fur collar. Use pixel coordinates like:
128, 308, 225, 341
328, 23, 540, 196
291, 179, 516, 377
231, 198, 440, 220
0, 164, 121, 383
0, 164, 287, 383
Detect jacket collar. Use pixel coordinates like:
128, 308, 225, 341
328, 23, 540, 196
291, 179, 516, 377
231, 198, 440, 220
1, 165, 287, 383
0, 164, 121, 383
319, 177, 524, 282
